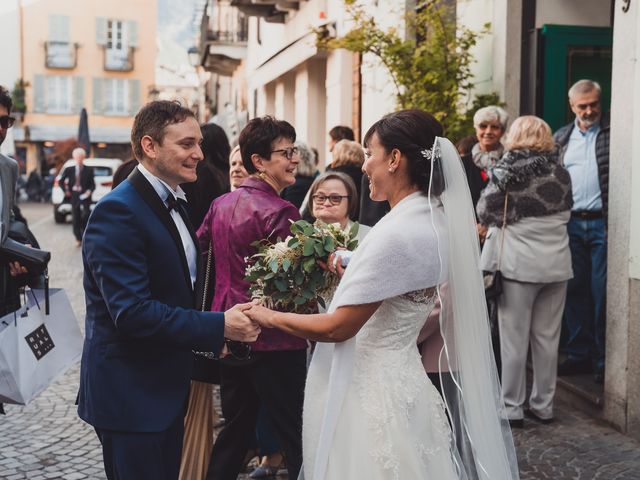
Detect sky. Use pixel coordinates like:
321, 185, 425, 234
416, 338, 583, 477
158, 0, 206, 50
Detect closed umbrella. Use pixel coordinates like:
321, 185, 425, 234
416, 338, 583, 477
77, 108, 90, 153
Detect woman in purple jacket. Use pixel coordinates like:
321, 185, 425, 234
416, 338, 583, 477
197, 116, 306, 480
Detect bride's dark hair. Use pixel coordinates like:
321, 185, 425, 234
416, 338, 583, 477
363, 109, 444, 195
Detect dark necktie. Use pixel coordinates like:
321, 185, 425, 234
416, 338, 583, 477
74, 166, 82, 191
166, 195, 187, 213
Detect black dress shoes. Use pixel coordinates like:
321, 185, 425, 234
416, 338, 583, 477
524, 408, 553, 424
557, 358, 592, 376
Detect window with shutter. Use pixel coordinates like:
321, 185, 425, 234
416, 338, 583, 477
129, 79, 141, 115
33, 75, 46, 113
96, 17, 108, 46
102, 78, 130, 116
45, 76, 73, 114
103, 18, 134, 71
73, 77, 85, 113
93, 77, 104, 115
47, 15, 74, 69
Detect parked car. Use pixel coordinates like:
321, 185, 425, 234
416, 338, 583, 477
52, 158, 123, 224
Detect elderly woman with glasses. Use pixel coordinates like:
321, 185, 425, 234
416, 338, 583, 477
281, 141, 318, 209
197, 116, 307, 480
308, 171, 370, 243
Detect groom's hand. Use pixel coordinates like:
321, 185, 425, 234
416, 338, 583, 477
223, 303, 261, 343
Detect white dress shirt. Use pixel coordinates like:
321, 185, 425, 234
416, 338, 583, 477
137, 163, 197, 287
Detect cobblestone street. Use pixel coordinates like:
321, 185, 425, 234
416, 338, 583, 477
1, 202, 640, 479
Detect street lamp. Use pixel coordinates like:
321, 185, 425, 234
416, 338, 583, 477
188, 46, 208, 123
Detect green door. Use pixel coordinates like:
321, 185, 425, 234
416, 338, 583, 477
540, 25, 612, 131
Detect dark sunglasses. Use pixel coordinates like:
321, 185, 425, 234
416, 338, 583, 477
0, 116, 16, 129
312, 194, 350, 205
270, 146, 299, 160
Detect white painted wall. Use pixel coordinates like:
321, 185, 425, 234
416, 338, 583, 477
294, 59, 327, 166
0, 0, 21, 92
536, 0, 612, 29
274, 73, 295, 123
243, 0, 403, 156
604, 0, 640, 435
358, 0, 407, 135
457, 0, 494, 98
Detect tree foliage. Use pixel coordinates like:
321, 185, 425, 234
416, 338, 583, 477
11, 79, 28, 114
316, 0, 504, 142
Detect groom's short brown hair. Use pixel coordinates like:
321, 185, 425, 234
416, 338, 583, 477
130, 101, 195, 161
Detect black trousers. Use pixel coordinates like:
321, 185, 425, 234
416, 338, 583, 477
206, 349, 307, 480
95, 412, 183, 480
71, 194, 91, 241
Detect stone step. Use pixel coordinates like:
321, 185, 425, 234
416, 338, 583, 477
554, 373, 605, 419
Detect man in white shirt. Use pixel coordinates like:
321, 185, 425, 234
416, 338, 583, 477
554, 79, 610, 384
59, 147, 94, 246
78, 100, 261, 479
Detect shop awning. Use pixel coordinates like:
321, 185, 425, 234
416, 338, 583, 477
12, 125, 131, 144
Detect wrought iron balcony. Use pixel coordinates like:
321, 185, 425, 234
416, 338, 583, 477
230, 0, 305, 23
45, 41, 78, 69
199, 8, 249, 75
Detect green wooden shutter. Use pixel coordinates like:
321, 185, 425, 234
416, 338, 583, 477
129, 79, 141, 115
104, 78, 114, 114
33, 75, 45, 113
49, 15, 70, 42
127, 20, 138, 48
92, 77, 103, 114
96, 17, 107, 46
73, 77, 85, 113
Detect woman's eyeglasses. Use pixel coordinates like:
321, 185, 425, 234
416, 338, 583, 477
0, 116, 16, 129
270, 147, 299, 160
312, 194, 350, 205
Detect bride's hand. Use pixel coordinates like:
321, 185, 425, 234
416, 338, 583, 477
246, 302, 277, 328
321, 251, 346, 278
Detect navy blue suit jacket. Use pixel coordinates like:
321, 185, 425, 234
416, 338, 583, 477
78, 168, 225, 432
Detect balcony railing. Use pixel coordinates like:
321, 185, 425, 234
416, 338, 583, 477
207, 29, 248, 43
45, 41, 78, 69
104, 47, 135, 72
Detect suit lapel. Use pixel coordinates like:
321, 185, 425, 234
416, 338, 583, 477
177, 202, 205, 308
128, 168, 193, 294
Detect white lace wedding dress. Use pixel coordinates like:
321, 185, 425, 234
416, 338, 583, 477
302, 288, 459, 480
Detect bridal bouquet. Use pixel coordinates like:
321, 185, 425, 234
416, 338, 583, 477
245, 220, 360, 312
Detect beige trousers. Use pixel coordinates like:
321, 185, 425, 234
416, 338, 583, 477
498, 278, 568, 420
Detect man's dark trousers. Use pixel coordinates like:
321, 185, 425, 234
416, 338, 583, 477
95, 412, 184, 480
206, 349, 307, 480
562, 216, 607, 372
71, 191, 91, 241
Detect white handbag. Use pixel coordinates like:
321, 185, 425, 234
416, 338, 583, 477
0, 288, 82, 405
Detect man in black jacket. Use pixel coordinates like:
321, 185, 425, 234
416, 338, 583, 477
60, 147, 95, 245
0, 85, 31, 415
0, 85, 29, 317
554, 79, 609, 384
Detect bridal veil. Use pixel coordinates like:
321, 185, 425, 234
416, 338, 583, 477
429, 137, 519, 479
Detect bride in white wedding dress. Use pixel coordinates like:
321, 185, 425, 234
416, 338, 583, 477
247, 109, 519, 480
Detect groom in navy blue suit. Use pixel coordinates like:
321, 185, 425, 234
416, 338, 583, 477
78, 101, 260, 480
